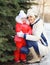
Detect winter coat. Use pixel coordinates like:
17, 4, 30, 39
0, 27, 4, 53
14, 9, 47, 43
14, 18, 32, 47
14, 22, 32, 42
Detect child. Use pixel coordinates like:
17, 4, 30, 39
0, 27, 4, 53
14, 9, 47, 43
14, 10, 32, 63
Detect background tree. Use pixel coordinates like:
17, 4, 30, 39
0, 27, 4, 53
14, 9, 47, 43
0, 0, 20, 62
18, 0, 38, 12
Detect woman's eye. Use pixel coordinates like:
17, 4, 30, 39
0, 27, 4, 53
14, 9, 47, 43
30, 16, 32, 18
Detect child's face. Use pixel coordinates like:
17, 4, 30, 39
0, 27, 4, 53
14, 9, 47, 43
21, 18, 26, 23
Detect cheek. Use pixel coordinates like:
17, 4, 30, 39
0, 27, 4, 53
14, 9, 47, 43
28, 19, 30, 22
28, 18, 33, 23
28, 18, 31, 21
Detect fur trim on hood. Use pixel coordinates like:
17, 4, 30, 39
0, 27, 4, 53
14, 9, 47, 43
15, 16, 23, 24
15, 15, 29, 25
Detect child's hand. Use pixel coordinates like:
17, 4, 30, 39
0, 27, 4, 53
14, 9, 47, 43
17, 31, 24, 38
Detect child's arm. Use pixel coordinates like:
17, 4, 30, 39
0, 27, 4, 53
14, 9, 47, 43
15, 23, 21, 32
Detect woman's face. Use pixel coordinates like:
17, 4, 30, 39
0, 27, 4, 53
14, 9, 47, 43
27, 16, 35, 24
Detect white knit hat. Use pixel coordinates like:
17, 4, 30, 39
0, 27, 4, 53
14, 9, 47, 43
27, 9, 35, 18
27, 6, 39, 18
19, 10, 27, 19
31, 6, 39, 16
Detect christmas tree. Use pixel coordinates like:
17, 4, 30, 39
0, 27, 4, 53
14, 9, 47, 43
0, 0, 20, 62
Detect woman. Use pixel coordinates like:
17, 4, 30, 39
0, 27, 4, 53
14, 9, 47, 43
17, 9, 49, 63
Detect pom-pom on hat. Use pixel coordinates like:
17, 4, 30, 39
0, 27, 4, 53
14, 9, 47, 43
19, 10, 27, 19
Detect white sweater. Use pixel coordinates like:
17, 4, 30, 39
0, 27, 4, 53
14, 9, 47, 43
26, 17, 44, 41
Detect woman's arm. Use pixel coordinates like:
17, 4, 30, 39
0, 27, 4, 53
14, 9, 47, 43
25, 34, 40, 41
25, 19, 44, 41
